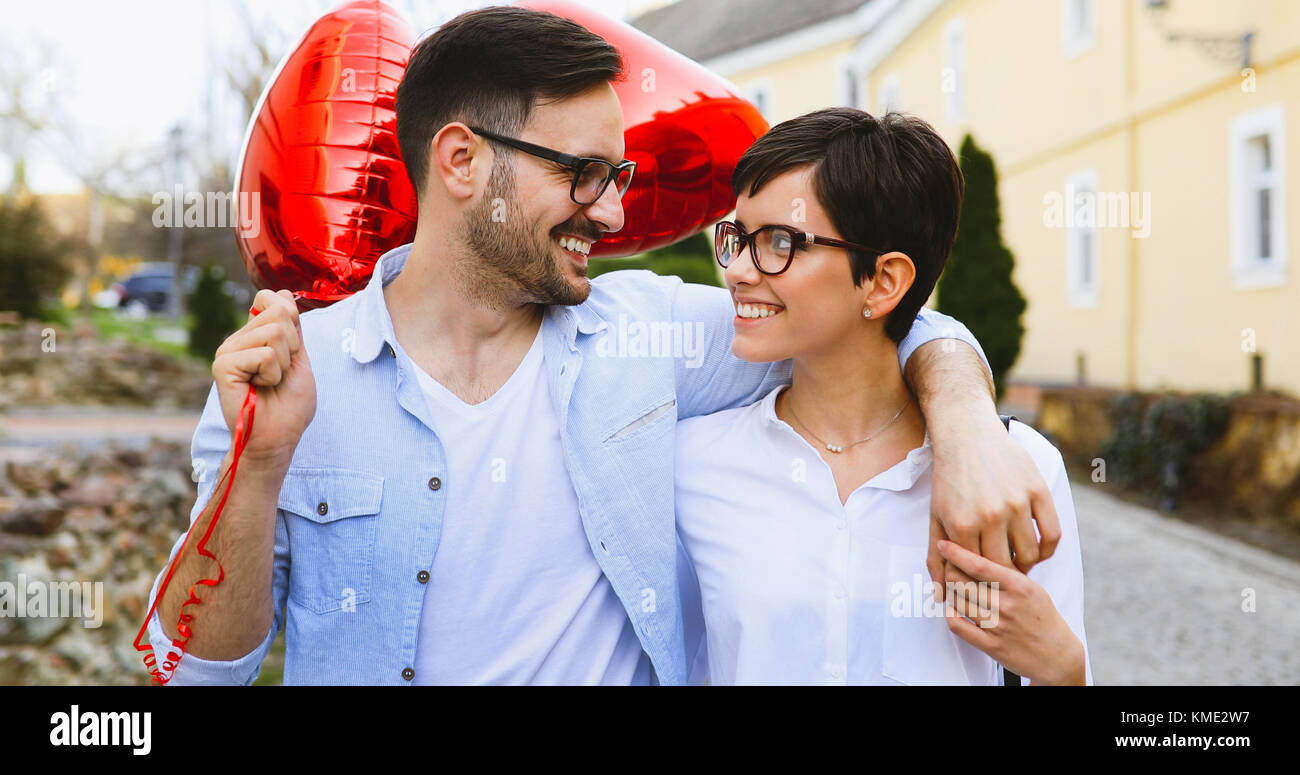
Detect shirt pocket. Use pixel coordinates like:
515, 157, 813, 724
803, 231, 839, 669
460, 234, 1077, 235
603, 397, 676, 445
880, 545, 983, 685
278, 467, 384, 615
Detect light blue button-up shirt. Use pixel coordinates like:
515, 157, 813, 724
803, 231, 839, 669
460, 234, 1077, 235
147, 243, 988, 685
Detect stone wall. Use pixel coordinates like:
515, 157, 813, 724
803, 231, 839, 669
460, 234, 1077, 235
1196, 392, 1300, 526
0, 440, 195, 685
0, 321, 210, 410
1037, 386, 1300, 530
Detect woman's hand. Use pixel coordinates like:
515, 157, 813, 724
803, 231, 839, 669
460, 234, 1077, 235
936, 539, 1087, 686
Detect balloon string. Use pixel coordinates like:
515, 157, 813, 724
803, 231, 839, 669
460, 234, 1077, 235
133, 301, 279, 684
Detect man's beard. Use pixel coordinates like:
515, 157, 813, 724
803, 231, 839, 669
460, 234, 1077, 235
461, 157, 592, 308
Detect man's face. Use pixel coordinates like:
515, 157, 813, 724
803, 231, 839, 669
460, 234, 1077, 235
463, 82, 626, 306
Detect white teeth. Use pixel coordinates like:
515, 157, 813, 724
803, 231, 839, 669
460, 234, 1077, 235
736, 303, 781, 319
558, 236, 591, 255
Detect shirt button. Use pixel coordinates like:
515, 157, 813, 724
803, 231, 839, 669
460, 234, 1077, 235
428, 477, 441, 491
402, 667, 414, 680
316, 502, 328, 516
835, 586, 846, 600
417, 570, 430, 584
830, 667, 842, 679
836, 519, 846, 530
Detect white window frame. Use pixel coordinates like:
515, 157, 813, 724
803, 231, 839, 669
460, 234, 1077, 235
878, 72, 901, 113
745, 79, 773, 121
1061, 0, 1095, 59
1066, 169, 1100, 308
943, 17, 965, 122
1229, 103, 1287, 289
836, 56, 861, 109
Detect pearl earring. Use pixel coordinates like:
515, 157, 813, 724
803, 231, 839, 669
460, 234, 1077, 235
862, 307, 872, 319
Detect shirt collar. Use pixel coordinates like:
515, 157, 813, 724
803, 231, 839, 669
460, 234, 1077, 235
349, 242, 607, 364
348, 244, 408, 364
759, 384, 933, 492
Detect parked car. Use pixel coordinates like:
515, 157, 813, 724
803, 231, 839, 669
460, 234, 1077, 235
115, 263, 198, 314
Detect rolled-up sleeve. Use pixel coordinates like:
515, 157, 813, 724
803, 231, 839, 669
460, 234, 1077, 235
145, 607, 277, 686
896, 307, 992, 376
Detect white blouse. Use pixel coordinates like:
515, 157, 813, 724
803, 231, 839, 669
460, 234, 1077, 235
674, 384, 1092, 685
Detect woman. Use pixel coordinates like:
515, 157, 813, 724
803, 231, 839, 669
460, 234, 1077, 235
674, 108, 1091, 685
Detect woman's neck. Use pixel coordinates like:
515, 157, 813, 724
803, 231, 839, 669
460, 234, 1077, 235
778, 331, 923, 452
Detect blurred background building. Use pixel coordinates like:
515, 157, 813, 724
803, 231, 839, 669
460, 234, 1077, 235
635, 0, 1297, 397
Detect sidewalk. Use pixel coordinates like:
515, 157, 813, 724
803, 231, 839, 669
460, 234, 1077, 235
0, 408, 200, 462
1074, 480, 1300, 685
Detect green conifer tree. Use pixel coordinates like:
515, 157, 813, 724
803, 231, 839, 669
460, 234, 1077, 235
0, 196, 71, 318
936, 134, 1027, 398
187, 264, 238, 360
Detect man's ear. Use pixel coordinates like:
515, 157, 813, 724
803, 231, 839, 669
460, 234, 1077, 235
430, 123, 482, 201
864, 251, 917, 317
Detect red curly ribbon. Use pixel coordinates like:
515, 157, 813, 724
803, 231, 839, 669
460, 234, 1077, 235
133, 302, 272, 684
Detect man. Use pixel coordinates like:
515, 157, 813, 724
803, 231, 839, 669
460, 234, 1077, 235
147, 6, 1059, 685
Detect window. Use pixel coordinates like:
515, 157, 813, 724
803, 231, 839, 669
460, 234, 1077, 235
1061, 0, 1094, 58
836, 58, 861, 109
943, 18, 965, 122
1066, 170, 1099, 307
878, 73, 900, 113
1230, 104, 1287, 289
746, 80, 773, 120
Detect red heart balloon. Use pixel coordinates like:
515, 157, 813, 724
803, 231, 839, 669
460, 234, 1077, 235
235, 0, 418, 309
517, 0, 768, 256
235, 0, 766, 306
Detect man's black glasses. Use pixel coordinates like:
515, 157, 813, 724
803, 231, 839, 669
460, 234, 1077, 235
469, 126, 636, 206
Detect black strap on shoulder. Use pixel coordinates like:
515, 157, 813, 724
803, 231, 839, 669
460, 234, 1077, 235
997, 414, 1021, 686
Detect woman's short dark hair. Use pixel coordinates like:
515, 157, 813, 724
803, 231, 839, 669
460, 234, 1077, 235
731, 108, 964, 344
395, 6, 625, 199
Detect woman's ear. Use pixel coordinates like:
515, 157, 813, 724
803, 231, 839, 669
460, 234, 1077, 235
430, 123, 481, 201
863, 251, 917, 318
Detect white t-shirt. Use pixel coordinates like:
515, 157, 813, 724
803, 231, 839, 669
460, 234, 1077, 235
674, 384, 1092, 686
410, 327, 651, 684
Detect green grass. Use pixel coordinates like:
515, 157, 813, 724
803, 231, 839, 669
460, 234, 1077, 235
252, 630, 286, 686
84, 307, 200, 361
588, 233, 723, 288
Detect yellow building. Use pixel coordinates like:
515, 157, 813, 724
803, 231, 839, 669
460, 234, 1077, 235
634, 0, 1300, 396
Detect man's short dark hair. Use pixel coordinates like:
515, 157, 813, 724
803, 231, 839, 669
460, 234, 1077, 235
395, 6, 625, 200
731, 108, 964, 344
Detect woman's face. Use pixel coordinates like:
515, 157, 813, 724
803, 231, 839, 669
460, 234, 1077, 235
725, 166, 875, 364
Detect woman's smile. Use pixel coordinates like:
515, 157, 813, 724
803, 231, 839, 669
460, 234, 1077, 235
734, 297, 785, 326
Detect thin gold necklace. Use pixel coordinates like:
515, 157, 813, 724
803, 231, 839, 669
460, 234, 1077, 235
784, 392, 909, 453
